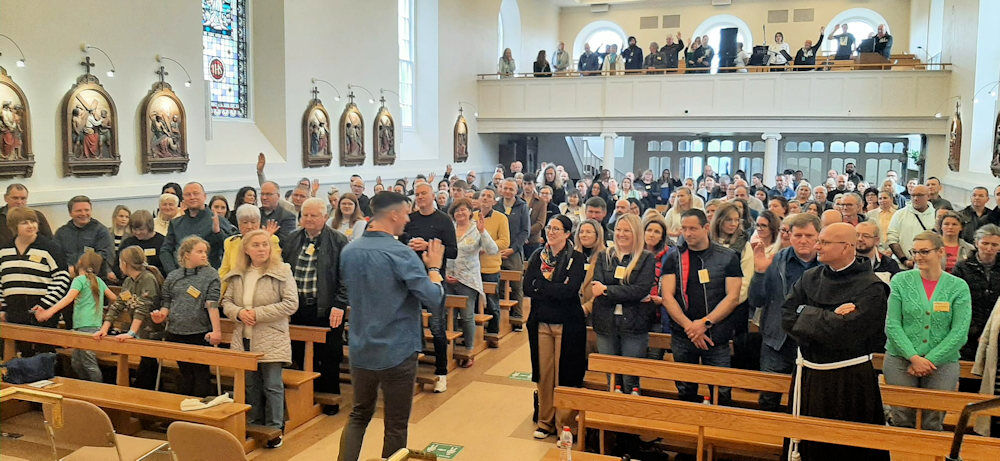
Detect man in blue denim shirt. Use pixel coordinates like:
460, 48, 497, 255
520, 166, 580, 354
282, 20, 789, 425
338, 191, 444, 461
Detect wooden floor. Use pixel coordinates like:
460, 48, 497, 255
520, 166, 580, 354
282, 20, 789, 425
1, 330, 566, 461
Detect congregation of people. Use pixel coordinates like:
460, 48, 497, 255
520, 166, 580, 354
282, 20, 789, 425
498, 21, 894, 76
4, 152, 1000, 459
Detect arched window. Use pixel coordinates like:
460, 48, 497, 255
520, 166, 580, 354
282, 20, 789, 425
798, 141, 811, 152
690, 140, 704, 152
498, 0, 521, 63
821, 8, 889, 55
720, 140, 734, 152
879, 142, 893, 153
738, 141, 752, 152
691, 15, 754, 72
678, 140, 690, 152
708, 140, 721, 152
812, 141, 825, 152
845, 141, 860, 153
893, 142, 904, 154
661, 140, 674, 152
752, 141, 765, 152
864, 141, 878, 153
203, 0, 249, 118
648, 140, 660, 152
830, 141, 845, 153
572, 20, 626, 61
785, 141, 798, 152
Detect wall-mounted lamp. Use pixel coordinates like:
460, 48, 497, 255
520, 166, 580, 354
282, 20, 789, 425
0, 34, 26, 67
458, 101, 479, 117
82, 43, 116, 77
972, 80, 999, 105
933, 96, 961, 118
310, 78, 342, 102
347, 83, 376, 105
155, 54, 193, 87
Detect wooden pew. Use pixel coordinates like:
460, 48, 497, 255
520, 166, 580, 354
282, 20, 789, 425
482, 282, 500, 346
583, 354, 1000, 458
499, 269, 524, 332
554, 386, 1000, 461
451, 293, 494, 362
1, 322, 259, 452
418, 297, 463, 372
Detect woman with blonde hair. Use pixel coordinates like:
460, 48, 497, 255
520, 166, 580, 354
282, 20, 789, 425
665, 186, 698, 238
542, 165, 565, 205
109, 205, 132, 253
868, 190, 898, 253
589, 213, 656, 393
576, 219, 608, 314
498, 47, 516, 76
328, 192, 367, 240
221, 229, 298, 447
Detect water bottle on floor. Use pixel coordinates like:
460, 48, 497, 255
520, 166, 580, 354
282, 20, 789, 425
557, 426, 573, 460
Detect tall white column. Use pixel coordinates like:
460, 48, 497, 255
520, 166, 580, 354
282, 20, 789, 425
601, 132, 617, 176
762, 132, 782, 182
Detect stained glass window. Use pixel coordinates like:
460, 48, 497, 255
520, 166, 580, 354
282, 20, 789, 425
203, 0, 248, 118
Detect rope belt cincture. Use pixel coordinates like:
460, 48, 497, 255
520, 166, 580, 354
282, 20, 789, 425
788, 348, 873, 461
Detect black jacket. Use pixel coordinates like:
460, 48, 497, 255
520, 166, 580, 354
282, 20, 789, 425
281, 227, 349, 318
951, 251, 1000, 360
663, 242, 742, 343
524, 247, 587, 387
590, 250, 656, 335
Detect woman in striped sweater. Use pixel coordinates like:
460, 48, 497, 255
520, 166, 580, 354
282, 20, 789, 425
0, 207, 71, 356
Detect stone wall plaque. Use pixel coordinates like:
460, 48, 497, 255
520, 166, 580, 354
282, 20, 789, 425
61, 57, 120, 176
140, 67, 188, 173
0, 66, 32, 178
303, 87, 333, 168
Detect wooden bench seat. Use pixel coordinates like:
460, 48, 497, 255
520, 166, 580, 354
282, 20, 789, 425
3, 377, 249, 447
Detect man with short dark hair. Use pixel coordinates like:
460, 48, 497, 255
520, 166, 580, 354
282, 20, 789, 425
782, 223, 890, 461
749, 212, 821, 411
495, 178, 530, 332
584, 196, 608, 229
402, 183, 458, 392
844, 162, 863, 185
768, 175, 795, 200
160, 182, 235, 273
477, 188, 509, 346
959, 187, 991, 243
926, 177, 953, 210
350, 175, 372, 216
855, 221, 900, 282
54, 195, 116, 283
338, 191, 445, 461
0, 184, 52, 244
661, 209, 743, 405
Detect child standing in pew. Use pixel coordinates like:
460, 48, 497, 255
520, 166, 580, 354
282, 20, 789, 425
32, 250, 117, 382
93, 245, 166, 389
150, 236, 223, 397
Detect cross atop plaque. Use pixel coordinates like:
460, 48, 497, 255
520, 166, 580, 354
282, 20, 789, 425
80, 56, 95, 75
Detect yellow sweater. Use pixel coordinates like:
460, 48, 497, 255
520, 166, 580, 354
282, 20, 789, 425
219, 233, 282, 295
480, 210, 510, 274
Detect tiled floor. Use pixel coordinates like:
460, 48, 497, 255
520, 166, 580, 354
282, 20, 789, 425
1, 331, 557, 461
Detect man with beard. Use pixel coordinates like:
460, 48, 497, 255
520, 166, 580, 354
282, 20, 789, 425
781, 223, 889, 461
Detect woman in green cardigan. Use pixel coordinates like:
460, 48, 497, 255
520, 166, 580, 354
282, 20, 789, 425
884, 231, 972, 431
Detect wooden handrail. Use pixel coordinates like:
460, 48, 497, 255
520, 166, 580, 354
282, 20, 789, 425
554, 387, 1000, 460
587, 354, 1000, 416
1, 322, 260, 371
219, 318, 328, 344
478, 61, 951, 79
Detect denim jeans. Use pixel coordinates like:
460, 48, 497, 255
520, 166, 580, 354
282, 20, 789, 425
758, 341, 796, 411
595, 316, 650, 392
71, 327, 102, 382
245, 349, 285, 430
481, 272, 501, 335
671, 333, 732, 405
446, 282, 478, 352
339, 353, 419, 461
882, 354, 960, 431
424, 295, 449, 375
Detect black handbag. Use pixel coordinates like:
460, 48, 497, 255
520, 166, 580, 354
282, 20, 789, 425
2, 352, 57, 384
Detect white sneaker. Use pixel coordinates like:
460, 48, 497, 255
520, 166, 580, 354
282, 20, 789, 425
533, 428, 550, 439
434, 375, 447, 393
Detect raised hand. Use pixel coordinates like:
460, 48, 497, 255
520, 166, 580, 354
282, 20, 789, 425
751, 241, 774, 273
423, 239, 445, 269
256, 152, 266, 172
311, 179, 320, 196
263, 220, 279, 235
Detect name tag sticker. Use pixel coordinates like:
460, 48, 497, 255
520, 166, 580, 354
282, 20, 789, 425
698, 269, 710, 284
120, 290, 132, 302
584, 263, 591, 272
933, 301, 950, 313
305, 243, 316, 256
29, 254, 43, 263
83, 246, 94, 253
186, 285, 201, 299
144, 248, 157, 257
614, 266, 626, 279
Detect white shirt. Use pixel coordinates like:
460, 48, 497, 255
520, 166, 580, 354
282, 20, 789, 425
768, 42, 790, 65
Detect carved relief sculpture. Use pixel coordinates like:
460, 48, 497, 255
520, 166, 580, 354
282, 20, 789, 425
140, 66, 188, 173
454, 110, 469, 163
302, 87, 333, 168
947, 101, 962, 172
373, 99, 395, 166
339, 92, 365, 167
62, 56, 120, 176
0, 66, 32, 178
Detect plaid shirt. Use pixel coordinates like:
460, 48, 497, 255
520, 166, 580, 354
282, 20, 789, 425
293, 235, 319, 298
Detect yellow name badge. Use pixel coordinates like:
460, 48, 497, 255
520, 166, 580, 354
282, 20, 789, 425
505, 207, 512, 215
143, 248, 156, 257
120, 290, 132, 302
584, 263, 591, 272
698, 269, 710, 284
345, 229, 354, 237
28, 254, 43, 263
186, 285, 201, 299
933, 301, 950, 313
614, 266, 626, 279
305, 243, 316, 256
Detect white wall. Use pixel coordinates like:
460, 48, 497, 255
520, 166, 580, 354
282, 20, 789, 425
1, 0, 522, 223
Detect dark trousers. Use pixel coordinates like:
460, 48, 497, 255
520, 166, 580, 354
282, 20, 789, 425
338, 353, 419, 461
165, 331, 214, 397
133, 357, 160, 390
482, 272, 501, 335
291, 298, 344, 394
671, 332, 733, 405
423, 296, 449, 375
5, 295, 59, 357
758, 340, 797, 411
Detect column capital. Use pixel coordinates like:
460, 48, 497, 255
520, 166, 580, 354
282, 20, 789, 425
600, 132, 618, 140
761, 132, 782, 141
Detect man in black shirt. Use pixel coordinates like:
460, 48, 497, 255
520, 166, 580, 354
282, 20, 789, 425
661, 209, 743, 404
793, 27, 825, 71
659, 32, 685, 69
350, 175, 372, 217
873, 24, 893, 58
402, 183, 458, 391
621, 36, 643, 70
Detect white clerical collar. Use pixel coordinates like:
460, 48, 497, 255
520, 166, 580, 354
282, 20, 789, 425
830, 260, 853, 272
